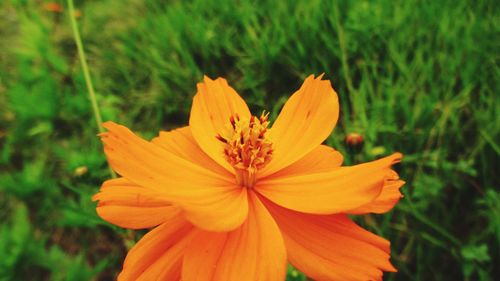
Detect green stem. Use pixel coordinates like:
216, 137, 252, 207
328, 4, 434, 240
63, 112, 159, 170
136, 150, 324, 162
67, 0, 116, 178
333, 4, 355, 96
67, 0, 103, 133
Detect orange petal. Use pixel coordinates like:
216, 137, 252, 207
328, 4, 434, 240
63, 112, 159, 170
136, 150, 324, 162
259, 75, 339, 178
264, 198, 396, 281
182, 191, 287, 281
348, 170, 405, 214
101, 121, 248, 232
117, 215, 194, 281
189, 76, 251, 173
151, 126, 231, 177
269, 145, 343, 178
93, 177, 179, 229
256, 153, 402, 214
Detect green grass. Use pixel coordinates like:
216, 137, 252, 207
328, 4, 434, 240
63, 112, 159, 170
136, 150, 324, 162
0, 0, 498, 280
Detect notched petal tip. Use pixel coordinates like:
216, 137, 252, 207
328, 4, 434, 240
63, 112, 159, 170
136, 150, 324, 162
201, 76, 231, 88
98, 132, 113, 142
345, 155, 406, 215
202, 74, 213, 82
309, 73, 336, 91
390, 152, 403, 163
387, 262, 398, 272
101, 121, 118, 129
91, 193, 99, 202
99, 122, 126, 140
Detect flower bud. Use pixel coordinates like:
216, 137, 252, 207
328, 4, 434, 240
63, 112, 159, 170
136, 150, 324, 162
345, 133, 364, 148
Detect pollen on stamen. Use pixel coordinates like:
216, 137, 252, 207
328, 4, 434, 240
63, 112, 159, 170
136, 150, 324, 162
216, 111, 273, 187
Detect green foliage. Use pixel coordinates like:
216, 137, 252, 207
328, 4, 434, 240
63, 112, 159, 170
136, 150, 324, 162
286, 265, 307, 281
0, 0, 498, 280
0, 204, 107, 281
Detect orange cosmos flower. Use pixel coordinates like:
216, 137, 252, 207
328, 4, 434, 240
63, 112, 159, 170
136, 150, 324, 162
93, 75, 405, 281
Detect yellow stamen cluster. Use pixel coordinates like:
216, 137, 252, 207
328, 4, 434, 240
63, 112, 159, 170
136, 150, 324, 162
216, 112, 273, 187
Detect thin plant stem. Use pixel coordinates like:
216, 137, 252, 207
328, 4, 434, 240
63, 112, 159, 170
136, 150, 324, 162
334, 8, 354, 96
67, 0, 116, 178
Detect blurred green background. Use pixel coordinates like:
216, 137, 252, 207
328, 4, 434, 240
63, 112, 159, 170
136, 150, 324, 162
0, 0, 498, 280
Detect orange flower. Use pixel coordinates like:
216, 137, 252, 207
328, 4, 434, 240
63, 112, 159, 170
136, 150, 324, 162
43, 2, 63, 13
93, 75, 405, 281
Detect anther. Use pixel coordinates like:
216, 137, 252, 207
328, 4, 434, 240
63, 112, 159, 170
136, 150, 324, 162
216, 113, 273, 188
216, 134, 228, 143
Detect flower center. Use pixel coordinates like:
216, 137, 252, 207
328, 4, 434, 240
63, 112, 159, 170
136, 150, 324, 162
216, 112, 273, 188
